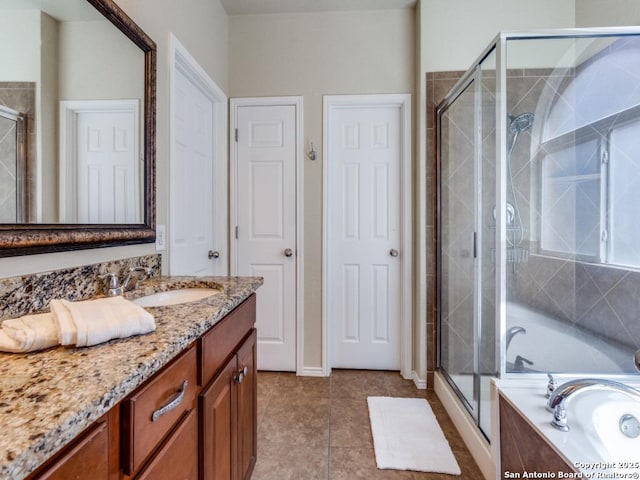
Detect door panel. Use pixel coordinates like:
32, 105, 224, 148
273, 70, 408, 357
171, 68, 216, 276
234, 102, 297, 372
76, 110, 138, 224
328, 104, 401, 370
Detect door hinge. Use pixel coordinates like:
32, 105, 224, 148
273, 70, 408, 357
601, 149, 609, 164
235, 226, 239, 239
235, 128, 238, 143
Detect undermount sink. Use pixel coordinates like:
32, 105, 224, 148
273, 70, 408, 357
132, 288, 221, 307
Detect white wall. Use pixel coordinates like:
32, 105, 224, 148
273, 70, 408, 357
229, 9, 415, 369
0, 10, 40, 82
58, 20, 143, 101
576, 0, 640, 27
422, 0, 575, 72
0, 0, 229, 278
40, 12, 59, 223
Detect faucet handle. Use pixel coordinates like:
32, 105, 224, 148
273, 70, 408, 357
129, 266, 153, 276
546, 373, 557, 399
121, 266, 153, 292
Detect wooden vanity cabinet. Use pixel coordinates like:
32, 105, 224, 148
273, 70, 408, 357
24, 294, 257, 480
199, 295, 257, 480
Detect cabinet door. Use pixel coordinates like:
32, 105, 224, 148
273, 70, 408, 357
199, 356, 237, 480
236, 330, 257, 480
35, 419, 109, 480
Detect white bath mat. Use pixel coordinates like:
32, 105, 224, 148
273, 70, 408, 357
367, 396, 461, 475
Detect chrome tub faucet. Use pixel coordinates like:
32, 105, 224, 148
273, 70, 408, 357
546, 378, 640, 432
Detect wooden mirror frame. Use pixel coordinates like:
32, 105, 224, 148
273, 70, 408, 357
0, 0, 156, 257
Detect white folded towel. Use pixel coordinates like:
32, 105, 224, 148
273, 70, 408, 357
0, 296, 155, 353
0, 313, 60, 353
50, 297, 156, 348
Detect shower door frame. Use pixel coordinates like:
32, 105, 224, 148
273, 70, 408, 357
436, 40, 504, 438
436, 68, 482, 422
0, 105, 27, 223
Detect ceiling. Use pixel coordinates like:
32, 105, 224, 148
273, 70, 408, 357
221, 0, 416, 16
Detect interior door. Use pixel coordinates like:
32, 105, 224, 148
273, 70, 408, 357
75, 109, 138, 223
327, 103, 402, 370
233, 101, 297, 372
170, 67, 217, 276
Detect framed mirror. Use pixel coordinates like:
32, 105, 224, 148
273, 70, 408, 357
0, 0, 156, 256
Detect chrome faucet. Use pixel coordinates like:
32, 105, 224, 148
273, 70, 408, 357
547, 378, 640, 432
506, 326, 526, 351
102, 267, 153, 296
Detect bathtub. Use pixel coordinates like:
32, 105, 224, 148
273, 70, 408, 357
495, 377, 640, 476
506, 302, 636, 374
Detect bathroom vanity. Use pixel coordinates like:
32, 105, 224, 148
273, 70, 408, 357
0, 275, 262, 480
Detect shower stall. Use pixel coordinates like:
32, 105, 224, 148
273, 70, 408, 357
437, 28, 640, 441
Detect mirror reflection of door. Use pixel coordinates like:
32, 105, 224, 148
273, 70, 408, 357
59, 99, 140, 223
0, 105, 27, 223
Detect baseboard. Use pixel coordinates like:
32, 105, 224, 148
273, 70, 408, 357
434, 372, 495, 480
412, 370, 427, 389
297, 366, 327, 377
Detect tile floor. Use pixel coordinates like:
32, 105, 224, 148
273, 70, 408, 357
253, 370, 483, 479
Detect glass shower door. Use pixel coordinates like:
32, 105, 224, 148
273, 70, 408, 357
439, 78, 478, 417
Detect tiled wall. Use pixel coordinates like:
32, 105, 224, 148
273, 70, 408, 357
499, 394, 577, 475
0, 82, 35, 223
0, 254, 161, 321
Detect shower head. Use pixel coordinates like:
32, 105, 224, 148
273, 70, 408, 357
509, 112, 534, 134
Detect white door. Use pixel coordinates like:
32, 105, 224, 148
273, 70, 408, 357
232, 100, 299, 372
327, 102, 404, 370
169, 35, 228, 277
75, 109, 139, 223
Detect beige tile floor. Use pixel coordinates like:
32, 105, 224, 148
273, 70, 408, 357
253, 370, 483, 480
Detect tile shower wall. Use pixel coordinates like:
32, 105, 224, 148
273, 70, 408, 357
0, 82, 35, 223
429, 68, 640, 383
0, 254, 161, 321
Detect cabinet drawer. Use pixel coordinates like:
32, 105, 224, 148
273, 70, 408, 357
199, 294, 255, 386
136, 408, 198, 480
121, 345, 197, 475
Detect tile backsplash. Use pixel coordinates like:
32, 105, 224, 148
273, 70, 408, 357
0, 254, 161, 321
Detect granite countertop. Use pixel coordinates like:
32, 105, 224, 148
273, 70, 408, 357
0, 275, 263, 480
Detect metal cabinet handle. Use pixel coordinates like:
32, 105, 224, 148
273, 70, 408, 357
389, 249, 399, 257
284, 248, 293, 257
151, 380, 188, 422
208, 250, 220, 259
235, 366, 249, 384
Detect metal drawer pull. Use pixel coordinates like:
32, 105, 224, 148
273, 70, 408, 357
152, 380, 188, 422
